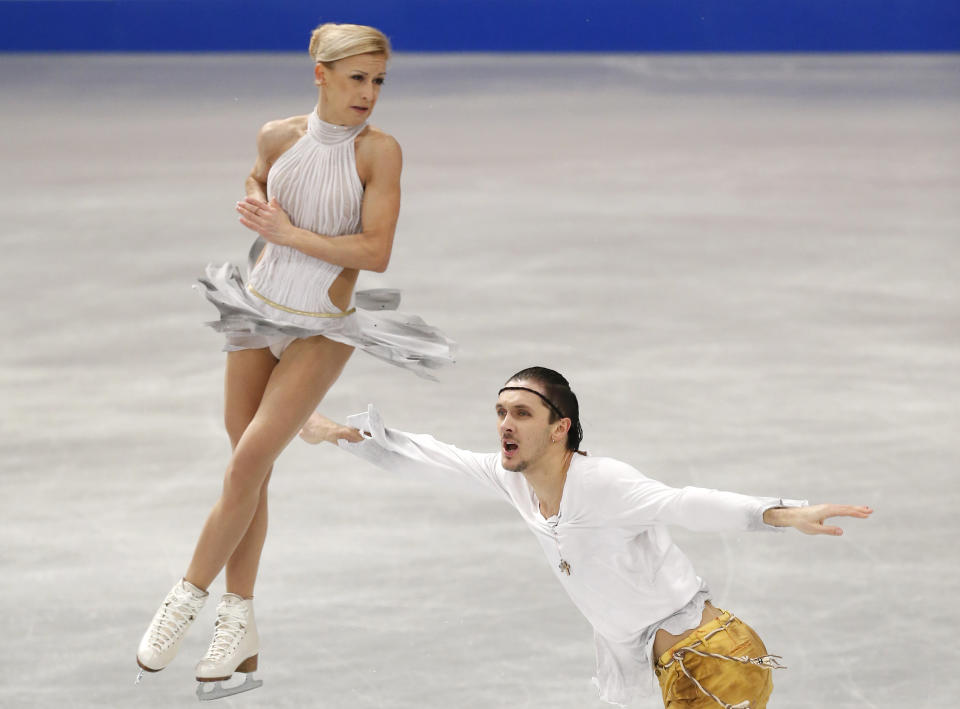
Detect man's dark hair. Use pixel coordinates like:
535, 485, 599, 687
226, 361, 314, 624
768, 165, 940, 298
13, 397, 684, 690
503, 366, 583, 452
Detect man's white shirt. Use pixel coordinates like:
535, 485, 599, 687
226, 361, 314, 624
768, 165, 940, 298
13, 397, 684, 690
339, 405, 806, 705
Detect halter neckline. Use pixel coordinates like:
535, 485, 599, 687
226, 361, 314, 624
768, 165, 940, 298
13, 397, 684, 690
308, 107, 367, 146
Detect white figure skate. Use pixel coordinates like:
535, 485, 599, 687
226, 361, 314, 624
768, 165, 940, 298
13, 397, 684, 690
195, 593, 262, 701
136, 579, 208, 682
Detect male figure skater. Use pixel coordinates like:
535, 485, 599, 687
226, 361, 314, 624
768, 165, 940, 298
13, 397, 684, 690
302, 366, 872, 708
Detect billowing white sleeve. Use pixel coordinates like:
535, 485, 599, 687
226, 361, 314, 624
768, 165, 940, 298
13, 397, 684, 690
337, 405, 510, 501
599, 460, 808, 533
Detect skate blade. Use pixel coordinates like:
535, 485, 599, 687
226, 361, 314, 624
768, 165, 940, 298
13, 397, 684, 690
196, 674, 262, 701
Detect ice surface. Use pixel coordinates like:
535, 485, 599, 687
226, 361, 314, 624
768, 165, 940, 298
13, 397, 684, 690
1, 53, 958, 708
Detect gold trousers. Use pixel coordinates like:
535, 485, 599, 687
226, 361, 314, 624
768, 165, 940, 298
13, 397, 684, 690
654, 611, 782, 709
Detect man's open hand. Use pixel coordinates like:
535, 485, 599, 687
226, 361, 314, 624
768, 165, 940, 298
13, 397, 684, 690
299, 412, 365, 445
763, 504, 873, 536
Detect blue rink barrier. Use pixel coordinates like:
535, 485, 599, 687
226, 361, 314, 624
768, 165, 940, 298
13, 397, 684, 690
1, 0, 958, 52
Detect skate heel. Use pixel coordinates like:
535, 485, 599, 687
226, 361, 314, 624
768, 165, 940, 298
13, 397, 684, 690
235, 654, 258, 673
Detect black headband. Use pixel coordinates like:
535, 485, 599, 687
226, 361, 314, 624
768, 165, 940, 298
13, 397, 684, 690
498, 386, 566, 420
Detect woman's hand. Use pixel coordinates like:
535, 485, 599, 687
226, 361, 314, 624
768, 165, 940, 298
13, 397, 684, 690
763, 504, 873, 536
236, 196, 296, 246
299, 412, 366, 445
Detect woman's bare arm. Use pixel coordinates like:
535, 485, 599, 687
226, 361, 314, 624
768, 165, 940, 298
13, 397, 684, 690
245, 118, 303, 200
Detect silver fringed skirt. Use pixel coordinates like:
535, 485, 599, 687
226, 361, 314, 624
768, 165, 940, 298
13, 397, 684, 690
196, 260, 456, 381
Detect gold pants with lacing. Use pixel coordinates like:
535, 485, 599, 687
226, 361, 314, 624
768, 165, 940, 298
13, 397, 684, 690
654, 611, 783, 709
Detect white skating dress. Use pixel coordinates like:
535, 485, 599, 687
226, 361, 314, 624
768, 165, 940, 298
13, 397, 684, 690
198, 109, 455, 379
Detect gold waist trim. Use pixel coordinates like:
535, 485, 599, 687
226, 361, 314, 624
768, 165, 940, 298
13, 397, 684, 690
247, 284, 356, 318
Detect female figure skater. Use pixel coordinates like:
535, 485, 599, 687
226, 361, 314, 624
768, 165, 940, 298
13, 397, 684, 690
135, 23, 454, 698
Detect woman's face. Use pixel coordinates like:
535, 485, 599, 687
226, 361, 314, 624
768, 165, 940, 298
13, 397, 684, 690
316, 53, 387, 126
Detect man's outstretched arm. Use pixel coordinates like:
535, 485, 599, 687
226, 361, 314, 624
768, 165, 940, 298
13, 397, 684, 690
301, 405, 512, 501
762, 504, 873, 536
599, 461, 869, 535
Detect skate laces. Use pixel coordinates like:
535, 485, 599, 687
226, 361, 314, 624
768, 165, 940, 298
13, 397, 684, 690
201, 601, 248, 663
146, 585, 205, 652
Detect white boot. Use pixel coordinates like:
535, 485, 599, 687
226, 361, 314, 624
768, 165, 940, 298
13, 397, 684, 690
137, 579, 208, 673
195, 594, 261, 699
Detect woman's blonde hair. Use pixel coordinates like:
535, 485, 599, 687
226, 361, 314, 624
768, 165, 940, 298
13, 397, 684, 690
309, 23, 391, 64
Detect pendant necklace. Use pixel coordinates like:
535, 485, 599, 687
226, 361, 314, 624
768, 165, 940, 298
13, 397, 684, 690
549, 514, 571, 576
553, 453, 574, 575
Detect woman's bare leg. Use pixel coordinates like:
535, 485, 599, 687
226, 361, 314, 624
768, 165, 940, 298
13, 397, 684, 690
221, 347, 278, 598
224, 474, 271, 597
184, 336, 354, 591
